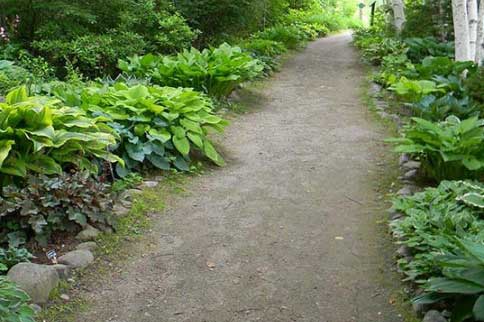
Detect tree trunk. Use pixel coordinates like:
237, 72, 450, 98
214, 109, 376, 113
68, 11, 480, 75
453, 0, 472, 61
476, 0, 484, 64
391, 0, 406, 32
468, 0, 479, 57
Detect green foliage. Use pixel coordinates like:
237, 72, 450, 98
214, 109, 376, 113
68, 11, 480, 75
391, 180, 484, 281
57, 83, 228, 174
414, 57, 476, 80
111, 173, 144, 193
405, 37, 455, 62
32, 31, 147, 78
465, 67, 484, 105
0, 87, 121, 186
390, 77, 445, 102
0, 171, 114, 247
0, 276, 35, 322
239, 38, 287, 73
255, 25, 309, 49
0, 247, 32, 272
0, 60, 30, 95
414, 239, 484, 322
388, 116, 484, 181
119, 44, 264, 98
411, 94, 479, 122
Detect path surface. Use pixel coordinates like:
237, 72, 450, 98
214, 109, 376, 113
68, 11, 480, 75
76, 33, 404, 322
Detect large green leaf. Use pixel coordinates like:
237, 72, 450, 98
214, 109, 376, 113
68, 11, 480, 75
173, 135, 190, 156
474, 295, 484, 320
0, 140, 14, 168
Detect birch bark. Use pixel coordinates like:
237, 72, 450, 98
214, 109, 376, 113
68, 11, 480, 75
453, 0, 472, 61
468, 0, 479, 57
476, 0, 484, 64
391, 0, 406, 32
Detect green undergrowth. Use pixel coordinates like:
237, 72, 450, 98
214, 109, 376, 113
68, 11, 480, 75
37, 171, 190, 322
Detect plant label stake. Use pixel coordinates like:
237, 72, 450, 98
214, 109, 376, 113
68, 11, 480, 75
46, 250, 58, 264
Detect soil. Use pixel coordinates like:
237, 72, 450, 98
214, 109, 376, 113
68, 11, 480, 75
72, 33, 406, 322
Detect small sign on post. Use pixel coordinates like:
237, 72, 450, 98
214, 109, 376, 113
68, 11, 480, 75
46, 249, 58, 264
358, 2, 366, 21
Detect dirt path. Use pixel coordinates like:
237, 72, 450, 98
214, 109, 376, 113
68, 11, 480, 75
76, 33, 405, 322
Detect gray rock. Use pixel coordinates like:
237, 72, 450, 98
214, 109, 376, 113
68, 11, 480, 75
141, 180, 158, 188
52, 264, 71, 279
389, 211, 405, 221
113, 204, 130, 216
97, 223, 114, 234
402, 160, 421, 171
397, 186, 413, 196
423, 310, 447, 322
76, 241, 97, 251
30, 304, 42, 314
7, 263, 59, 304
60, 294, 70, 301
75, 225, 100, 241
403, 169, 418, 180
396, 245, 412, 258
58, 250, 94, 269
399, 153, 410, 166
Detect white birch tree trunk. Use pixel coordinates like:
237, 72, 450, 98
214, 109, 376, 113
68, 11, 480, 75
391, 0, 406, 33
453, 0, 472, 61
476, 0, 484, 64
468, 0, 479, 57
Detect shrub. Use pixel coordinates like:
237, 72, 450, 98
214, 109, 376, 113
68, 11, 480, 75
0, 86, 121, 187
0, 247, 32, 272
388, 116, 484, 181
0, 171, 114, 246
389, 77, 445, 103
255, 25, 308, 50
239, 39, 287, 73
415, 239, 484, 322
32, 31, 147, 78
404, 37, 455, 62
0, 60, 30, 95
0, 276, 35, 322
119, 43, 263, 98
465, 66, 484, 105
55, 83, 228, 175
391, 180, 484, 281
411, 94, 479, 122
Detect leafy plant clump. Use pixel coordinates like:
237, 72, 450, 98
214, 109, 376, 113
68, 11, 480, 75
391, 180, 484, 282
388, 116, 484, 181
0, 276, 36, 322
0, 171, 114, 247
0, 60, 31, 95
0, 86, 121, 187
56, 83, 228, 175
0, 247, 32, 272
119, 43, 264, 99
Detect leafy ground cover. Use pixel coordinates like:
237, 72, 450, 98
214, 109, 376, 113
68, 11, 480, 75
354, 3, 484, 321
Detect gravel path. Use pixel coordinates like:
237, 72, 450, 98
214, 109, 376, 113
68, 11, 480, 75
76, 33, 405, 322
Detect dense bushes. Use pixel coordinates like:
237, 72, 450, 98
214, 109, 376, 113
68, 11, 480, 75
0, 276, 35, 322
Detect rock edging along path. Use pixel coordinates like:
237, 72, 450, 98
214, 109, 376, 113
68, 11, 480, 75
75, 33, 405, 322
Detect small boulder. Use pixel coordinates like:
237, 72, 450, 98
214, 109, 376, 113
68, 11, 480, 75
396, 245, 412, 258
58, 250, 94, 269
402, 160, 421, 171
412, 302, 430, 317
30, 304, 42, 314
59, 294, 70, 301
397, 186, 413, 196
399, 154, 410, 166
75, 225, 100, 242
423, 310, 447, 322
7, 263, 59, 304
113, 204, 130, 216
141, 180, 158, 188
403, 169, 418, 180
76, 241, 97, 251
389, 211, 405, 221
52, 264, 71, 279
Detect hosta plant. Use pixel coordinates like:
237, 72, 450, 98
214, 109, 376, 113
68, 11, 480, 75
411, 94, 479, 122
391, 180, 484, 281
0, 171, 114, 247
66, 84, 228, 175
389, 77, 445, 103
0, 277, 35, 322
0, 247, 32, 272
388, 116, 484, 181
119, 43, 263, 98
0, 86, 121, 187
414, 239, 484, 322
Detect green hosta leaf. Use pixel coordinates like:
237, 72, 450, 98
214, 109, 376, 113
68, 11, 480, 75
203, 141, 225, 166
26, 155, 62, 175
458, 192, 484, 208
173, 135, 190, 156
125, 143, 147, 162
474, 295, 484, 320
0, 140, 14, 168
147, 154, 171, 170
427, 277, 484, 294
173, 156, 189, 171
187, 132, 203, 149
180, 118, 202, 134
68, 211, 87, 226
148, 128, 171, 143
126, 85, 149, 100
6, 86, 28, 104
